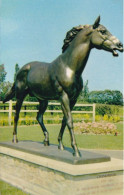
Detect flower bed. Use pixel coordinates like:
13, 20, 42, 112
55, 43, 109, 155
74, 121, 118, 135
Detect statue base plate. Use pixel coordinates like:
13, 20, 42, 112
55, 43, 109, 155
0, 141, 110, 165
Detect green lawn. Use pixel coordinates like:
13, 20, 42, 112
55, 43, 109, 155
0, 123, 123, 150
0, 180, 28, 195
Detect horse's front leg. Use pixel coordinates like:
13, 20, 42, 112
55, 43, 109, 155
60, 91, 81, 157
58, 99, 77, 151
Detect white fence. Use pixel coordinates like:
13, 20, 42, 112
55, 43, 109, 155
0, 101, 96, 126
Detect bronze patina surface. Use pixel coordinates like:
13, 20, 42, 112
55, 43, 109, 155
3, 16, 123, 157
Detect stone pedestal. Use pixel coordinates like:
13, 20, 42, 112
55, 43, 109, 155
0, 142, 123, 195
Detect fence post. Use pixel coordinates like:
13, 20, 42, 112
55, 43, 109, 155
93, 104, 96, 122
9, 100, 12, 126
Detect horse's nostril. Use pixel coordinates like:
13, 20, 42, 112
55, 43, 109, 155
118, 42, 123, 48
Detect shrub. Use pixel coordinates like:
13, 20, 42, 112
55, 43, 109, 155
96, 104, 122, 117
102, 114, 121, 123
0, 117, 4, 126
74, 121, 117, 135
24, 116, 35, 125
112, 116, 120, 123
0, 117, 8, 126
109, 116, 113, 122
83, 114, 90, 122
53, 115, 60, 123
103, 114, 109, 121
96, 104, 112, 116
95, 115, 102, 122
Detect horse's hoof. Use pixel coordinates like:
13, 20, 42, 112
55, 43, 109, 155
44, 140, 49, 146
58, 144, 64, 151
73, 151, 81, 158
12, 138, 18, 143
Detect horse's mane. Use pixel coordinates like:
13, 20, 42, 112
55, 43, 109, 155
62, 24, 89, 53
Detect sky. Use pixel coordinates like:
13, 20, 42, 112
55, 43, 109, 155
0, 0, 123, 93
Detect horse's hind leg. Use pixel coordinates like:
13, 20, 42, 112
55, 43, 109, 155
13, 88, 28, 143
58, 117, 66, 150
12, 98, 24, 143
36, 100, 49, 146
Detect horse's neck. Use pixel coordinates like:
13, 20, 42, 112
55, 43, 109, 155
61, 40, 91, 76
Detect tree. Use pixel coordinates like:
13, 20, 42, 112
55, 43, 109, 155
14, 63, 20, 81
78, 80, 89, 102
0, 81, 12, 101
0, 64, 12, 101
83, 80, 89, 99
88, 90, 123, 105
0, 64, 7, 83
112, 90, 123, 105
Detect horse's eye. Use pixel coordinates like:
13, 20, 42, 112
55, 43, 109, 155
100, 30, 106, 35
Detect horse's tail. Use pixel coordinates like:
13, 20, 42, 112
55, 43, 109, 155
3, 83, 15, 103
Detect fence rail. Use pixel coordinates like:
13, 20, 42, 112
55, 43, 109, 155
0, 101, 95, 125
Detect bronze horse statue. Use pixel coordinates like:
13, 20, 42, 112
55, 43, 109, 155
3, 16, 123, 157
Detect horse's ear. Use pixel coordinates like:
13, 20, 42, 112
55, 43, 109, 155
93, 16, 100, 29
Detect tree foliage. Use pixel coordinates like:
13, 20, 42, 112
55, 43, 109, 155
14, 63, 20, 81
78, 80, 123, 105
78, 80, 89, 102
0, 81, 12, 101
0, 64, 12, 101
0, 64, 7, 83
88, 90, 123, 105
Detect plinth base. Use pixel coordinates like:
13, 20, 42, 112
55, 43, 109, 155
0, 141, 123, 195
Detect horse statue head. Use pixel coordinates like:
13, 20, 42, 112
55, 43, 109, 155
62, 16, 123, 57
90, 16, 123, 56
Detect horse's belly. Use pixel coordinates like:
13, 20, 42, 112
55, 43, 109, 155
28, 81, 59, 100
27, 68, 59, 100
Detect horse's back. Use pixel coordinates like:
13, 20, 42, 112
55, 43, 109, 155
16, 61, 49, 80
26, 61, 58, 99
26, 61, 50, 84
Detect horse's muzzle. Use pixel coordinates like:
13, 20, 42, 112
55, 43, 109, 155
117, 42, 123, 51
112, 42, 123, 56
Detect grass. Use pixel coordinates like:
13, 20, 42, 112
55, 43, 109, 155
0, 122, 123, 194
0, 180, 28, 195
0, 123, 123, 150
